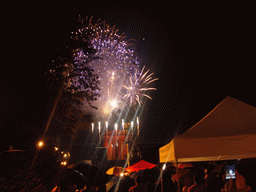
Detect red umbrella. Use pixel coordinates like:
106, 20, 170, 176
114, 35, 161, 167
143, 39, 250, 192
125, 160, 157, 172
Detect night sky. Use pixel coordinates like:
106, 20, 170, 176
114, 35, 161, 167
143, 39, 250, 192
1, 1, 255, 151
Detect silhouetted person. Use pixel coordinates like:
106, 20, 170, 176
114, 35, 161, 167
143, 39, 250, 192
187, 172, 207, 192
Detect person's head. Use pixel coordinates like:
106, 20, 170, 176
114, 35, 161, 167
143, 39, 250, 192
235, 158, 256, 191
182, 186, 188, 192
194, 172, 205, 185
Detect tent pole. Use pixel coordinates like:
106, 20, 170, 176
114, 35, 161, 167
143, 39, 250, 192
175, 158, 181, 192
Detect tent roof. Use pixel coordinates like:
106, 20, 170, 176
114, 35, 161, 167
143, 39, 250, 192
125, 160, 156, 172
159, 96, 256, 163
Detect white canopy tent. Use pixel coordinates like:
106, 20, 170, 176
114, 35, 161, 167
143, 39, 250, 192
159, 96, 256, 163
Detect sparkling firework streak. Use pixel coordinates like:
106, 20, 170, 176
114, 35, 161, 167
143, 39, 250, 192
122, 66, 158, 106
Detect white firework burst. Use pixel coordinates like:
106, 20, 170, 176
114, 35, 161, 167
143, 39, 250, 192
122, 66, 158, 106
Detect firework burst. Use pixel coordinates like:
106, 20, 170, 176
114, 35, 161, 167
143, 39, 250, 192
74, 16, 141, 118
48, 15, 158, 121
122, 66, 158, 107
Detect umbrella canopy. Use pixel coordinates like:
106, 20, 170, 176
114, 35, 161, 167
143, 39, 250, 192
125, 160, 157, 172
73, 163, 111, 187
106, 166, 126, 176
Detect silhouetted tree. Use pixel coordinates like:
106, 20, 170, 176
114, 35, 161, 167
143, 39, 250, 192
45, 15, 100, 139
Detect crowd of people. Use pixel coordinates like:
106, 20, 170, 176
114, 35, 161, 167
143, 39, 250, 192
0, 147, 255, 192
111, 159, 256, 192
52, 158, 256, 192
